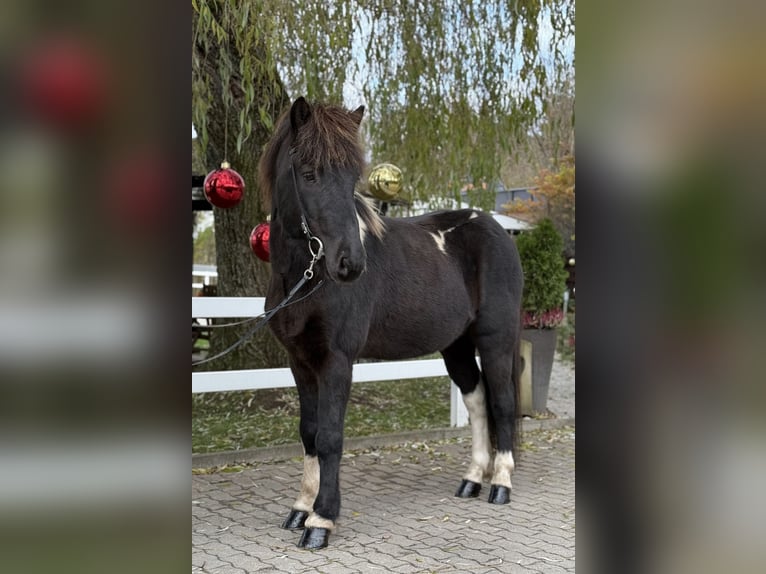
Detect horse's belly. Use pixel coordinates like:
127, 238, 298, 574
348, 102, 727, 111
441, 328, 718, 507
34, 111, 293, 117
359, 249, 477, 359
359, 304, 473, 360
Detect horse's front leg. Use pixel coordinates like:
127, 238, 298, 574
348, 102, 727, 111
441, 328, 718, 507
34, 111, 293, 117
281, 358, 319, 531
298, 353, 352, 550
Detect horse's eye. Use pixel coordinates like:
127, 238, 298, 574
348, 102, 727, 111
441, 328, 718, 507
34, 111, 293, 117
302, 171, 316, 183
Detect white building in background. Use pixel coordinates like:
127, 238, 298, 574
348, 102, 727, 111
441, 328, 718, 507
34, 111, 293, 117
390, 198, 534, 233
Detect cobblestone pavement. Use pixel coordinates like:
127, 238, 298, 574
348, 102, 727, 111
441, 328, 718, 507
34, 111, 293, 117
546, 355, 575, 420
192, 426, 575, 573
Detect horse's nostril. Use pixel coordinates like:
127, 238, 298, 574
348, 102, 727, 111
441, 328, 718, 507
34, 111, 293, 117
336, 255, 363, 282
338, 257, 351, 279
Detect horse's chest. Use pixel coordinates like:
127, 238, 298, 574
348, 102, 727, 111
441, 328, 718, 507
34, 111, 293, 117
269, 311, 328, 359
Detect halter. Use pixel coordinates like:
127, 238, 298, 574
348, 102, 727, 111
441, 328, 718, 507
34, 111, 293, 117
191, 156, 326, 367
289, 158, 325, 280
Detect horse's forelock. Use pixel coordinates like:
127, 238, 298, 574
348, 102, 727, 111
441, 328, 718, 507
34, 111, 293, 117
293, 105, 365, 172
259, 103, 366, 211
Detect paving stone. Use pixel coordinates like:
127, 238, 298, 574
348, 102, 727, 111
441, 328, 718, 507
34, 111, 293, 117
193, 396, 574, 572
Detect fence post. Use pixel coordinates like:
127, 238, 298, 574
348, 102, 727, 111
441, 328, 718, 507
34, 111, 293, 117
450, 382, 469, 427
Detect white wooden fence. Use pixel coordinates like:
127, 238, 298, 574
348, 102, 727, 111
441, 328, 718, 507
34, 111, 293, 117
192, 265, 219, 291
192, 297, 470, 427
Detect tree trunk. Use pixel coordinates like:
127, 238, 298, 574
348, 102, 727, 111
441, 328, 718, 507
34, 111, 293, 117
193, 9, 290, 371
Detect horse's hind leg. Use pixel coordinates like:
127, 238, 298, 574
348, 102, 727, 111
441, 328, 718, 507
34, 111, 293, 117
475, 331, 518, 505
281, 358, 320, 531
441, 334, 491, 499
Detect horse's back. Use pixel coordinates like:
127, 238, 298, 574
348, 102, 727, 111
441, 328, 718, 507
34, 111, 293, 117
403, 208, 523, 332
358, 209, 521, 359
402, 209, 522, 295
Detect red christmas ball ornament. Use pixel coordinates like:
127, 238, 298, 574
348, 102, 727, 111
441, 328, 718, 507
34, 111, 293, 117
203, 161, 245, 208
250, 222, 270, 262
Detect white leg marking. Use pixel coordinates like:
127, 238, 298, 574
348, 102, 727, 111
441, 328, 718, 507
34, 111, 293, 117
462, 381, 491, 483
357, 213, 368, 244
305, 512, 335, 530
491, 450, 515, 489
469, 211, 479, 219
293, 455, 319, 512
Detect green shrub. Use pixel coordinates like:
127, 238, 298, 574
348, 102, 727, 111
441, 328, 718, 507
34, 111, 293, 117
516, 218, 568, 327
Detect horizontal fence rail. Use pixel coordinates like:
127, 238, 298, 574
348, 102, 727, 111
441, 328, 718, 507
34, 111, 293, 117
192, 297, 469, 426
192, 297, 264, 318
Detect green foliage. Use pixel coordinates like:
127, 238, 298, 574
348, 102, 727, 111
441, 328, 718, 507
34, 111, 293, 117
192, 0, 575, 203
192, 137, 206, 174
193, 225, 216, 265
516, 219, 568, 316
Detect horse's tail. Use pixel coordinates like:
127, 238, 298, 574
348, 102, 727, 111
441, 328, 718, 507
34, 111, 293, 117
480, 312, 522, 459
483, 370, 498, 453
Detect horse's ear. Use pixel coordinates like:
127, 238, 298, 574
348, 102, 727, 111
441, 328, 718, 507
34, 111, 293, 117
350, 105, 365, 127
290, 97, 311, 132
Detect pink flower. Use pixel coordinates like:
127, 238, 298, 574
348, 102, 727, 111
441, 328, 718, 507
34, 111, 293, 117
523, 308, 564, 329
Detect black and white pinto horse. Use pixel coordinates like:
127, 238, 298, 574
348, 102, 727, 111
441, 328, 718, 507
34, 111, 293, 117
259, 98, 523, 549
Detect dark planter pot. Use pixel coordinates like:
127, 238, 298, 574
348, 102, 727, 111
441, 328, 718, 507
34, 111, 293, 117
521, 328, 557, 414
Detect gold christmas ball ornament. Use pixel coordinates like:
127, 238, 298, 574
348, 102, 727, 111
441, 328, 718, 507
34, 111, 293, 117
368, 163, 402, 201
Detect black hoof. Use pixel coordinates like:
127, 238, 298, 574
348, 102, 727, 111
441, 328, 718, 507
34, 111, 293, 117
455, 479, 482, 498
298, 527, 330, 549
281, 509, 309, 530
488, 484, 511, 504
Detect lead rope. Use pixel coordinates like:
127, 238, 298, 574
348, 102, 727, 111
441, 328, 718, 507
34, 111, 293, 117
191, 274, 323, 367
192, 159, 325, 367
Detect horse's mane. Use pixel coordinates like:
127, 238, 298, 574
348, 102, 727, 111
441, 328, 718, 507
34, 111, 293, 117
354, 193, 386, 240
259, 101, 384, 240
